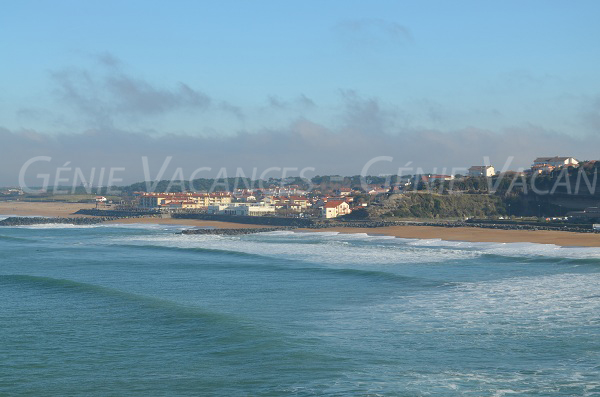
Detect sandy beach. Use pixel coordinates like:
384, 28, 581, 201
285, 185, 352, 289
298, 225, 600, 247
2, 201, 599, 246
0, 201, 97, 218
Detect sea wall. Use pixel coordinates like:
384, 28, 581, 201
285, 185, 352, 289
172, 213, 318, 227
181, 227, 296, 235
75, 209, 160, 217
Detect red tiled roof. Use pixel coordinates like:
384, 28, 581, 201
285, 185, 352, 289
324, 200, 347, 208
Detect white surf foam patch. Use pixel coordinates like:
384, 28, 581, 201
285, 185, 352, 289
327, 271, 600, 394
98, 223, 190, 231
404, 238, 600, 259
109, 229, 600, 265
478, 241, 600, 259
415, 272, 600, 327
10, 223, 100, 229
9, 222, 189, 231
348, 233, 600, 259
292, 231, 600, 259
114, 231, 480, 265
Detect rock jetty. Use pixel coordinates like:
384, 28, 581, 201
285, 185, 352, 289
180, 227, 296, 235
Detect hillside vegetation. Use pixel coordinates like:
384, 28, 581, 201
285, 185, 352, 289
364, 193, 507, 219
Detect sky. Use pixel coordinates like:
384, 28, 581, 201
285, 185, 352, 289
2, 0, 600, 186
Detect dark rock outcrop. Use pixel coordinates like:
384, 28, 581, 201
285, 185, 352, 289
180, 227, 296, 235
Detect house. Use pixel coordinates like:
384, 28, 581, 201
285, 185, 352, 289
335, 188, 353, 196
468, 165, 495, 177
95, 196, 108, 207
288, 196, 310, 209
367, 187, 390, 195
532, 157, 579, 169
322, 200, 351, 218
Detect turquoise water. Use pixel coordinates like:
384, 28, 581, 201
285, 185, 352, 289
1, 221, 600, 396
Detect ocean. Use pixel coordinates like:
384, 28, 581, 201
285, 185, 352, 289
1, 219, 600, 396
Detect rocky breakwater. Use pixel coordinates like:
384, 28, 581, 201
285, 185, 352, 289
180, 227, 296, 235
0, 216, 119, 226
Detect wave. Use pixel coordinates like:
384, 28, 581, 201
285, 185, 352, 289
110, 242, 447, 287
113, 242, 270, 261
295, 266, 450, 287
0, 274, 243, 325
0, 234, 35, 243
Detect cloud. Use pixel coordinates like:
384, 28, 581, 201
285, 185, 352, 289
265, 94, 316, 110
581, 95, 600, 131
49, 55, 212, 128
267, 96, 287, 109
4, 118, 600, 187
96, 52, 121, 68
296, 94, 316, 109
105, 77, 210, 114
219, 101, 245, 120
339, 89, 405, 134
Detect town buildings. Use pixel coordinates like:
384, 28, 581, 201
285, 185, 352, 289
136, 192, 232, 209
529, 157, 579, 175
136, 191, 353, 219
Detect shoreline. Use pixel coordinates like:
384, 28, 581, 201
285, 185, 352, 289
1, 201, 600, 247
297, 225, 600, 247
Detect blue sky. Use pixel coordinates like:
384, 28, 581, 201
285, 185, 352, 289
2, 1, 600, 184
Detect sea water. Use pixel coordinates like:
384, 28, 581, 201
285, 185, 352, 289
1, 220, 599, 396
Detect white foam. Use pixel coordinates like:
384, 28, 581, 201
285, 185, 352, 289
384, 271, 600, 332
114, 231, 479, 265
98, 223, 190, 231
7, 222, 190, 231
11, 223, 100, 229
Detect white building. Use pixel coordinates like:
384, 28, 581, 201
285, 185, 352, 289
322, 201, 351, 218
208, 203, 276, 216
468, 165, 496, 177
533, 157, 579, 168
